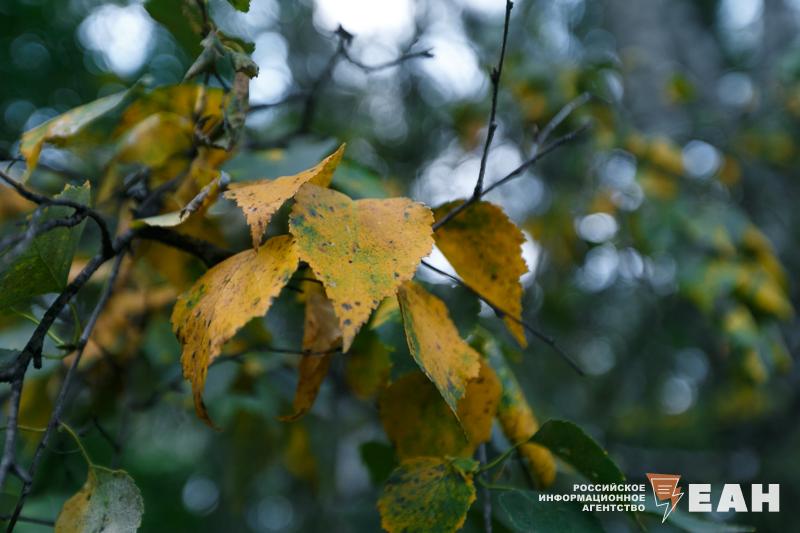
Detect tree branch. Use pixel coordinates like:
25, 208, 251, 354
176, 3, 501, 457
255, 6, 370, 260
5, 252, 126, 531
0, 169, 113, 256
420, 260, 583, 374
474, 0, 513, 197
136, 226, 234, 267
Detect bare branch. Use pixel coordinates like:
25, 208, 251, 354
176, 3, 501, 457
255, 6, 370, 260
473, 0, 514, 197
136, 226, 233, 267
419, 260, 583, 375
0, 169, 114, 256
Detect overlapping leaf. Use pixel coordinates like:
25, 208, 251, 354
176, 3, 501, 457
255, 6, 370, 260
345, 329, 393, 399
20, 90, 135, 179
434, 200, 528, 346
55, 467, 144, 533
225, 144, 345, 247
172, 235, 299, 424
289, 184, 433, 351
379, 362, 500, 459
281, 282, 341, 421
0, 182, 91, 310
396, 281, 481, 416
378, 457, 478, 533
484, 336, 556, 488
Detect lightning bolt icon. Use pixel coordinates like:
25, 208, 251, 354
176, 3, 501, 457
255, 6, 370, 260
646, 473, 683, 523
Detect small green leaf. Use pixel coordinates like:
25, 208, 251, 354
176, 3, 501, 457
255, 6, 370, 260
498, 489, 603, 533
0, 182, 91, 310
55, 467, 144, 533
145, 0, 205, 56
531, 419, 625, 484
378, 457, 477, 533
225, 0, 250, 13
359, 441, 397, 485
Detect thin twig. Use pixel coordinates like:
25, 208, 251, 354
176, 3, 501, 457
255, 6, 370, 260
432, 122, 590, 231
474, 0, 514, 197
0, 169, 113, 256
420, 260, 583, 374
341, 47, 433, 73
136, 226, 233, 267
5, 252, 126, 532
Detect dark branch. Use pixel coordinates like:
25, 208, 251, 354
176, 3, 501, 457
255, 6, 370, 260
473, 0, 514, 197
0, 169, 114, 256
420, 260, 584, 375
137, 226, 234, 267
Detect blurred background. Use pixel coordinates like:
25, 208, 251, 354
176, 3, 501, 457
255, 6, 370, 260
1, 0, 799, 531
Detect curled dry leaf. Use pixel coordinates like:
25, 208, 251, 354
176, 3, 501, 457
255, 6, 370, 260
225, 144, 346, 248
378, 456, 479, 533
434, 200, 528, 346
281, 281, 341, 421
172, 235, 299, 424
396, 281, 481, 417
289, 184, 434, 351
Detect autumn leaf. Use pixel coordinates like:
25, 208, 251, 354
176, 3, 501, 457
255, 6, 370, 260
396, 281, 481, 416
225, 144, 346, 248
172, 235, 299, 424
378, 456, 478, 533
484, 337, 556, 488
20, 90, 134, 180
281, 282, 341, 421
379, 362, 500, 459
434, 200, 528, 346
289, 184, 434, 351
55, 467, 144, 533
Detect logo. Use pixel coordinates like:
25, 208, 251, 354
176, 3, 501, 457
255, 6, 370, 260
647, 473, 683, 523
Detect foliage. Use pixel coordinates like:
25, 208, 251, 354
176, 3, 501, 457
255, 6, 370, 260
0, 0, 797, 531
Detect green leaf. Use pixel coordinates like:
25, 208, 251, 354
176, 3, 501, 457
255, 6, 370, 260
225, 0, 250, 12
145, 0, 205, 56
531, 420, 625, 484
498, 489, 604, 533
359, 441, 397, 485
0, 182, 91, 310
378, 456, 479, 533
55, 467, 144, 532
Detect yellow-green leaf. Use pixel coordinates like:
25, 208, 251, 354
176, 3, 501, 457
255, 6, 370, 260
20, 90, 132, 180
224, 144, 345, 248
55, 467, 144, 533
378, 457, 478, 533
434, 201, 528, 346
289, 184, 434, 351
172, 235, 299, 424
485, 338, 556, 488
281, 283, 341, 421
379, 362, 500, 459
396, 281, 481, 416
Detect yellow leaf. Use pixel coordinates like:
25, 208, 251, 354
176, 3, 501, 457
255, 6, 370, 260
396, 281, 481, 416
282, 423, 318, 484
345, 330, 393, 399
379, 362, 500, 459
225, 144, 346, 248
378, 456, 478, 533
281, 283, 341, 421
485, 340, 556, 488
289, 184, 434, 351
434, 201, 528, 346
20, 90, 132, 180
55, 467, 143, 533
172, 235, 299, 424
114, 112, 194, 169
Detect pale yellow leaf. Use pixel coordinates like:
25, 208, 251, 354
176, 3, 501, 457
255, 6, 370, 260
396, 281, 481, 416
434, 201, 528, 346
289, 184, 433, 351
225, 144, 346, 247
172, 235, 299, 424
